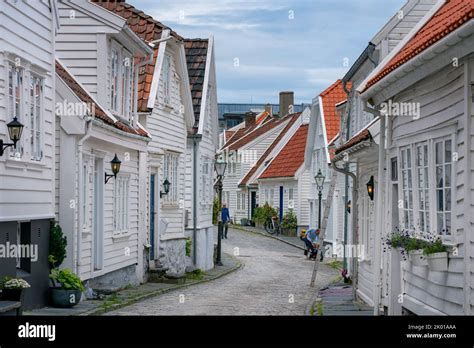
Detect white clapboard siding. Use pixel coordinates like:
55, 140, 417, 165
390, 63, 467, 315
147, 48, 187, 237
0, 1, 55, 221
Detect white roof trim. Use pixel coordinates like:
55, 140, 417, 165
147, 29, 170, 110
197, 36, 214, 135
318, 96, 331, 164
357, 0, 447, 93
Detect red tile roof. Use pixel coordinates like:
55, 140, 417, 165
225, 113, 301, 151
239, 112, 301, 186
334, 128, 372, 156
256, 111, 271, 125
56, 60, 148, 138
259, 124, 309, 179
365, 0, 474, 91
320, 80, 349, 143
93, 0, 183, 112
184, 39, 209, 125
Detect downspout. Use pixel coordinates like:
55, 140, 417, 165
76, 117, 93, 274
332, 161, 358, 300
190, 133, 202, 265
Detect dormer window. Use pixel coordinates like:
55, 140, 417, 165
110, 41, 133, 120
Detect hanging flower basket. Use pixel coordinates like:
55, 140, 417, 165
408, 250, 428, 267
426, 252, 448, 272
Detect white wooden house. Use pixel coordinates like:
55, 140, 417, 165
220, 110, 299, 224
184, 38, 219, 271
54, 0, 153, 289
329, 0, 438, 307
305, 80, 349, 247
0, 0, 59, 310
355, 0, 474, 315
97, 1, 217, 277
255, 110, 312, 232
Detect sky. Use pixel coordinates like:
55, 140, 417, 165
131, 0, 405, 105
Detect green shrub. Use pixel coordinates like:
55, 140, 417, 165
423, 239, 447, 256
185, 238, 192, 257
281, 209, 298, 230
212, 197, 220, 225
253, 203, 277, 225
49, 222, 67, 269
49, 268, 85, 291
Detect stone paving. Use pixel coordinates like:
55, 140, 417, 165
314, 283, 374, 316
105, 227, 338, 315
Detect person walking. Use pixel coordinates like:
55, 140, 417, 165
221, 203, 230, 239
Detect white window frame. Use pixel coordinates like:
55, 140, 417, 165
397, 133, 455, 241
110, 41, 133, 119
28, 73, 43, 161
163, 152, 179, 205
163, 53, 172, 106
114, 175, 130, 234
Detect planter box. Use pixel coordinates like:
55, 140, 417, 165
408, 250, 427, 267
426, 252, 448, 272
50, 288, 82, 308
1, 289, 25, 302
281, 228, 297, 237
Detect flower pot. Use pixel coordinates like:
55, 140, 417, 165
1, 288, 25, 302
50, 288, 82, 308
408, 250, 427, 266
426, 252, 448, 271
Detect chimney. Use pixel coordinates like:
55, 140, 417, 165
264, 103, 273, 116
244, 111, 256, 128
279, 91, 294, 117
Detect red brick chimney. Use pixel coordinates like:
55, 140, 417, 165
244, 111, 256, 128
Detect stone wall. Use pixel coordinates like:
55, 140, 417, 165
156, 239, 186, 278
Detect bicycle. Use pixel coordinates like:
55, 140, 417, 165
264, 215, 281, 235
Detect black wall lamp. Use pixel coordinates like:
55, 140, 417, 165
366, 176, 375, 201
160, 179, 170, 198
105, 154, 121, 184
346, 200, 352, 214
0, 117, 24, 156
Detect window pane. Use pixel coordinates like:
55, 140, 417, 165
445, 140, 452, 163
436, 166, 443, 188
445, 164, 451, 187
445, 188, 451, 211
437, 189, 444, 211
445, 213, 451, 235
437, 213, 443, 234
435, 142, 442, 165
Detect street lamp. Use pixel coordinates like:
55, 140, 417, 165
0, 117, 24, 156
105, 154, 121, 184
315, 169, 325, 229
160, 179, 170, 198
214, 155, 227, 266
366, 175, 375, 201
346, 200, 352, 214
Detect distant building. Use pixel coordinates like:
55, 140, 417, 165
218, 98, 309, 131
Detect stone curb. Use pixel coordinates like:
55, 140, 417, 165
231, 225, 305, 251
82, 254, 242, 316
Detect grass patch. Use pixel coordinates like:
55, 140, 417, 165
185, 269, 204, 281
99, 293, 122, 310
326, 260, 343, 270
310, 300, 324, 316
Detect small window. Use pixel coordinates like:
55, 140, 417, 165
163, 152, 179, 204
8, 63, 24, 157
114, 176, 130, 232
29, 75, 43, 161
391, 157, 398, 181
110, 48, 119, 112
163, 54, 171, 105
435, 139, 452, 236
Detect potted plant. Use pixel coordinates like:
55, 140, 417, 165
252, 203, 277, 229
281, 209, 298, 236
423, 239, 448, 271
49, 268, 85, 308
384, 229, 410, 261
406, 237, 428, 267
0, 277, 30, 302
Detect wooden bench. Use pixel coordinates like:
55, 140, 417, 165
0, 301, 22, 316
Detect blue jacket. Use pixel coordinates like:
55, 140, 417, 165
221, 207, 230, 223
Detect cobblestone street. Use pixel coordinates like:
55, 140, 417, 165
106, 227, 338, 315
